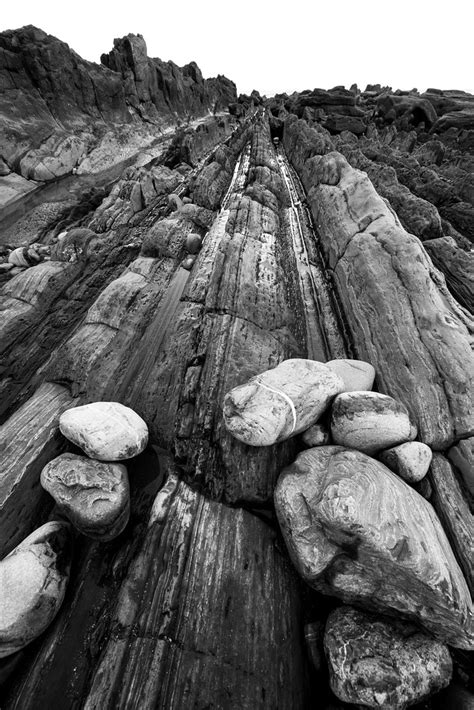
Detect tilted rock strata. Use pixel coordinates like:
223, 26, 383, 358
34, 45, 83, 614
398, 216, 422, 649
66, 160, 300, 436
274, 446, 474, 648
59, 401, 149, 461
283, 124, 474, 448
223, 359, 344, 446
0, 521, 72, 658
324, 606, 452, 708
40, 453, 130, 540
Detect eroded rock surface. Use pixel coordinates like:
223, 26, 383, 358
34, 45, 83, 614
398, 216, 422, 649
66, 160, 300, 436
41, 453, 130, 540
325, 606, 452, 708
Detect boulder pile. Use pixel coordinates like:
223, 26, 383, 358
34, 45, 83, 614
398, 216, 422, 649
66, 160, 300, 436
224, 357, 474, 707
0, 401, 148, 659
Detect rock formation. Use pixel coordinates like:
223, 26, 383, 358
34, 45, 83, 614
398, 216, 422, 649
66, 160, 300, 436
0, 24, 473, 709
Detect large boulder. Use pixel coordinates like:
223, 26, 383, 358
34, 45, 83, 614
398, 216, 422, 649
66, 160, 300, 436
40, 453, 130, 540
274, 446, 474, 648
324, 606, 452, 708
59, 402, 148, 461
330, 391, 416, 454
0, 522, 72, 657
223, 359, 344, 446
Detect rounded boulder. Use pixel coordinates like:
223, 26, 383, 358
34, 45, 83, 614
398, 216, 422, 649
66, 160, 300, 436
41, 453, 130, 540
0, 522, 72, 658
379, 441, 433, 483
330, 391, 416, 454
59, 402, 148, 461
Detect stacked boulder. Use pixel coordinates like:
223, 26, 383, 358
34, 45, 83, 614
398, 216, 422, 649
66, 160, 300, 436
41, 401, 149, 541
224, 358, 473, 707
0, 401, 148, 660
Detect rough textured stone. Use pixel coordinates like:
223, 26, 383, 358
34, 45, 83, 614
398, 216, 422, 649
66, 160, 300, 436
301, 422, 330, 447
275, 446, 474, 648
0, 521, 72, 658
59, 402, 149, 461
378, 441, 433, 483
40, 453, 130, 540
330, 391, 416, 454
324, 606, 452, 708
325, 359, 375, 392
224, 359, 344, 446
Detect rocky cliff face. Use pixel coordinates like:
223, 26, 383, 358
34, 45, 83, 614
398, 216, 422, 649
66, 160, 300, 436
0, 26, 473, 710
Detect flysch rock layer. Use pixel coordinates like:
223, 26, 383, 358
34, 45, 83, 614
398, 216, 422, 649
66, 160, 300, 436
283, 118, 474, 450
274, 446, 474, 649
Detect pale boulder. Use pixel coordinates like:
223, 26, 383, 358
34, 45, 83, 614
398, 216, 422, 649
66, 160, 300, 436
330, 391, 416, 454
325, 606, 452, 708
325, 359, 375, 392
274, 446, 474, 648
379, 441, 432, 482
223, 359, 344, 446
59, 402, 148, 461
41, 453, 130, 540
0, 522, 72, 657
301, 422, 330, 447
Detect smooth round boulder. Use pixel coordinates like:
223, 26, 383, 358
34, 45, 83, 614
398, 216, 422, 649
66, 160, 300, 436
185, 233, 202, 254
182, 254, 196, 271
379, 441, 433, 483
274, 446, 474, 649
325, 359, 375, 392
330, 391, 416, 454
0, 522, 72, 658
325, 606, 452, 708
59, 402, 148, 461
41, 453, 130, 540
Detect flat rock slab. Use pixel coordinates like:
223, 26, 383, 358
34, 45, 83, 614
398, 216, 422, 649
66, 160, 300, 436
325, 359, 375, 391
0, 521, 72, 658
275, 446, 474, 648
330, 391, 416, 454
59, 402, 148, 461
41, 453, 130, 540
379, 441, 432, 483
324, 606, 452, 708
224, 358, 344, 446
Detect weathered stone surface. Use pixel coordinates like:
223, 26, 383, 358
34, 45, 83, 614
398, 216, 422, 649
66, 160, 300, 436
40, 453, 130, 540
275, 446, 474, 648
429, 453, 474, 591
59, 402, 149, 461
379, 441, 432, 483
423, 237, 474, 312
0, 383, 75, 558
325, 359, 375, 392
448, 437, 474, 502
324, 606, 452, 708
330, 391, 416, 454
0, 521, 72, 657
224, 359, 344, 446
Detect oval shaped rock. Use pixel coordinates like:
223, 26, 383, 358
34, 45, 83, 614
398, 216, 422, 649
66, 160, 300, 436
325, 606, 452, 708
330, 391, 416, 454
185, 233, 202, 254
0, 521, 72, 658
325, 359, 375, 392
274, 446, 474, 649
301, 422, 330, 447
41, 453, 130, 540
379, 441, 433, 483
223, 359, 344, 447
59, 402, 148, 461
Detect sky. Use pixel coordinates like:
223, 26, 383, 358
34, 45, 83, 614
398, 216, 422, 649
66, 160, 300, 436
1, 0, 473, 96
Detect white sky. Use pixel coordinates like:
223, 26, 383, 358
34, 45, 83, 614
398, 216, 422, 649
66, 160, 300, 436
1, 0, 473, 96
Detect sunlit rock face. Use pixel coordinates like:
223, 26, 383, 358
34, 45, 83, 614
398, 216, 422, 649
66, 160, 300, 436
275, 446, 474, 649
